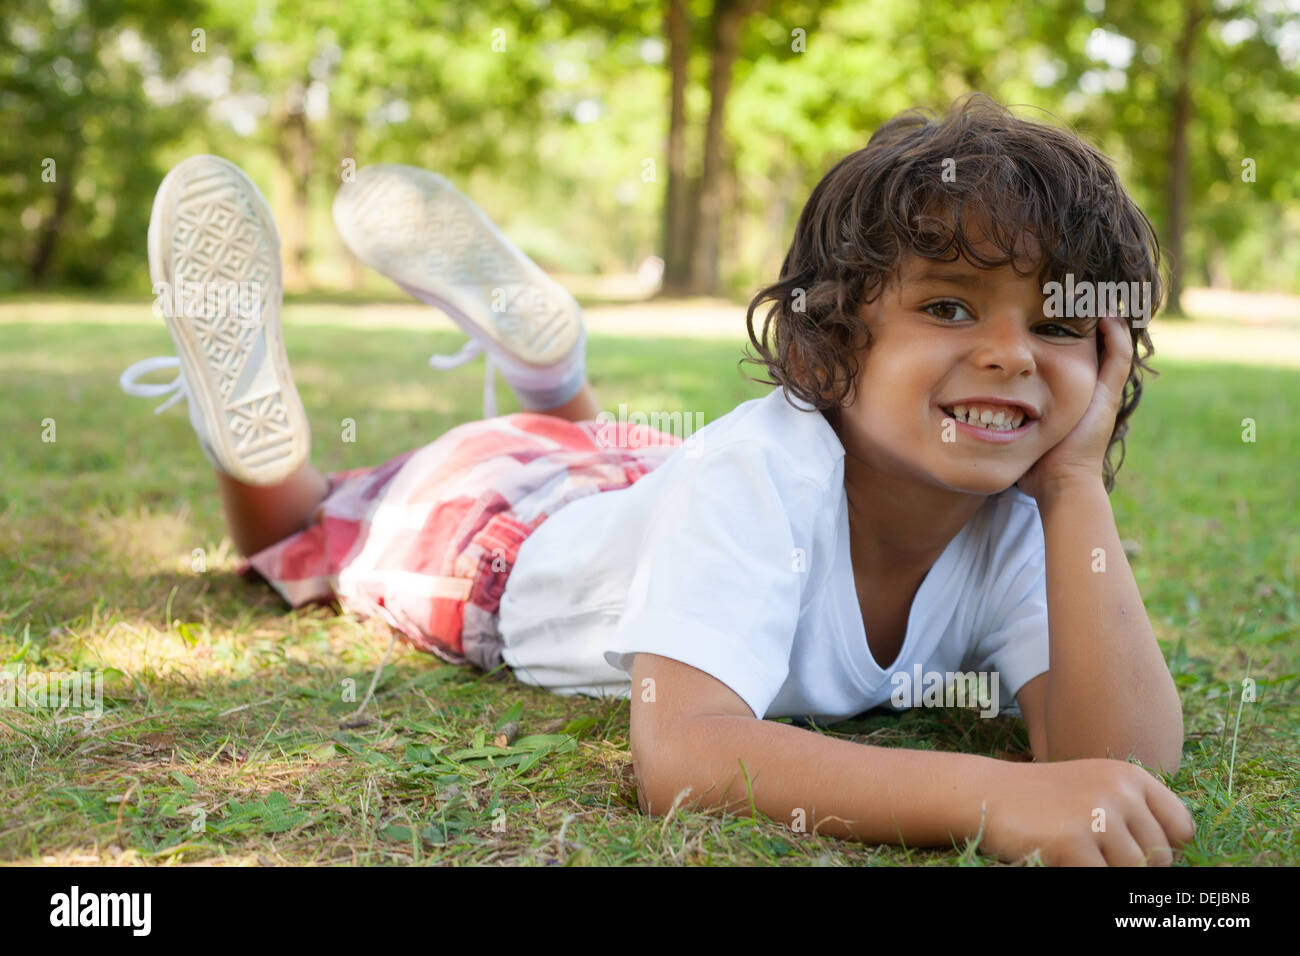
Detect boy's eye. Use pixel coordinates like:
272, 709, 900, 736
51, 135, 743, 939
924, 299, 1087, 339
1036, 323, 1085, 338
923, 300, 972, 322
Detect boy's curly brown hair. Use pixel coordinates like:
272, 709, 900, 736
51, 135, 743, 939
741, 92, 1162, 493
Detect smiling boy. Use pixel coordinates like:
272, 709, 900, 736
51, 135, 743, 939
624, 95, 1193, 866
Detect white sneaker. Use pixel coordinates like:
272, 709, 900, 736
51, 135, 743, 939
332, 164, 586, 417
120, 154, 310, 486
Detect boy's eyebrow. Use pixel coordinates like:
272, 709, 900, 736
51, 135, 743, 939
907, 269, 986, 287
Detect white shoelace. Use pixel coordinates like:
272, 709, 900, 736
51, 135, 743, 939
120, 356, 189, 413
122, 344, 500, 421
429, 340, 497, 418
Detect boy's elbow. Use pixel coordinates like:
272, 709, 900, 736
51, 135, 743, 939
631, 716, 726, 819
631, 740, 658, 815
630, 730, 689, 818
634, 762, 692, 819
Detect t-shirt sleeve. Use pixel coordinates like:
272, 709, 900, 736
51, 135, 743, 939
602, 441, 809, 720
962, 503, 1050, 714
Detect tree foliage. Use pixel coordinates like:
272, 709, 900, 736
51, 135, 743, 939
2, 0, 1296, 298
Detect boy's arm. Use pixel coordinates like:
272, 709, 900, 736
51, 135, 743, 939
630, 651, 1196, 864
629, 652, 1005, 846
1029, 477, 1184, 772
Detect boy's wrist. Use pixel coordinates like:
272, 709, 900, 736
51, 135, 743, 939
1029, 474, 1108, 514
959, 753, 1023, 842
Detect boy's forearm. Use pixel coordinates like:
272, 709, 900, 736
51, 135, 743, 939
1038, 479, 1184, 770
639, 714, 1008, 847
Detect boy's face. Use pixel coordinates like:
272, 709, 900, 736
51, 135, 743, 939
841, 244, 1102, 497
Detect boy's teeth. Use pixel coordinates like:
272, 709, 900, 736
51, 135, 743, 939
948, 403, 1025, 430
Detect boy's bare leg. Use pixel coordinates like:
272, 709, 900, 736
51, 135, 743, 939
216, 463, 331, 557
216, 376, 598, 558
533, 377, 601, 423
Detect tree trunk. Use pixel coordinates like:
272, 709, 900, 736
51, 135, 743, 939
273, 81, 315, 292
1166, 0, 1202, 316
690, 0, 755, 295
291, 157, 310, 288
29, 153, 77, 285
661, 0, 692, 295
719, 138, 740, 293
340, 122, 364, 291
763, 164, 795, 280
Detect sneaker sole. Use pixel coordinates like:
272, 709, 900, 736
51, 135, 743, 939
332, 164, 583, 370
148, 155, 310, 486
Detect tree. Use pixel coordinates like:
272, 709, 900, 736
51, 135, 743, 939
0, 0, 205, 289
661, 0, 834, 296
195, 0, 600, 290
663, 0, 691, 291
1028, 0, 1300, 313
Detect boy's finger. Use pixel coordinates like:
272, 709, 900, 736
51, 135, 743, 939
1144, 780, 1196, 848
1098, 315, 1132, 391
1108, 314, 1134, 355
1125, 813, 1174, 867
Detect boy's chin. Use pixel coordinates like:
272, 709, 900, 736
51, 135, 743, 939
937, 470, 1023, 498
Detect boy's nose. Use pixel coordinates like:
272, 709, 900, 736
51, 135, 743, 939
969, 314, 1036, 376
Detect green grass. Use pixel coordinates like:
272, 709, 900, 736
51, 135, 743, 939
1, 300, 1296, 865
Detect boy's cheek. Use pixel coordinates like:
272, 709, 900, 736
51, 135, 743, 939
1055, 397, 1092, 440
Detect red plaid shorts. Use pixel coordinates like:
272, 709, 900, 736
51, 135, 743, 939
242, 413, 680, 670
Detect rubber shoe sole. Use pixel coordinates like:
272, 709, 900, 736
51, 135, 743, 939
332, 164, 583, 372
148, 154, 310, 486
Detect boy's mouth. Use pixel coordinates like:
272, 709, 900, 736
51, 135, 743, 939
939, 401, 1033, 432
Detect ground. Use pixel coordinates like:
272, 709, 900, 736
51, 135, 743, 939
1, 290, 1296, 865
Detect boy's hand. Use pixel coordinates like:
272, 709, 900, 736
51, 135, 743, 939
1016, 314, 1133, 502
982, 758, 1195, 866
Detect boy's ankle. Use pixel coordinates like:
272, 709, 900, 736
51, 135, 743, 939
511, 354, 588, 411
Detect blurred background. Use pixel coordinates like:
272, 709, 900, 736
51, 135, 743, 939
2, 0, 1298, 310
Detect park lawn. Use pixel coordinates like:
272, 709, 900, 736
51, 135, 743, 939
0, 298, 1296, 866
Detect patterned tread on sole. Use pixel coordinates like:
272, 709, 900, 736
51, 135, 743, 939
228, 392, 296, 466
223, 382, 299, 478
336, 166, 582, 365
409, 199, 574, 361
346, 179, 524, 287
493, 285, 572, 353
169, 163, 299, 479
172, 171, 274, 399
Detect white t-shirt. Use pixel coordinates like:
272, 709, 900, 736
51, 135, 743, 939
496, 386, 1051, 724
